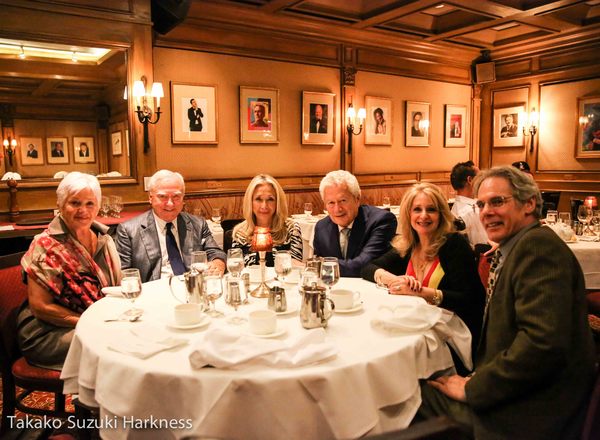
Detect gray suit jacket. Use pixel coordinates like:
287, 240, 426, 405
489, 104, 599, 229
115, 210, 226, 283
465, 224, 596, 439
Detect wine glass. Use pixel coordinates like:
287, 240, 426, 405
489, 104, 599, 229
320, 257, 340, 295
591, 210, 600, 236
558, 212, 571, 226
545, 210, 558, 225
110, 195, 123, 218
211, 208, 222, 225
304, 202, 313, 219
578, 205, 593, 235
227, 248, 245, 277
274, 250, 292, 283
300, 267, 320, 290
191, 250, 208, 273
121, 268, 143, 317
225, 276, 246, 325
204, 275, 224, 317
382, 196, 391, 210
100, 196, 110, 217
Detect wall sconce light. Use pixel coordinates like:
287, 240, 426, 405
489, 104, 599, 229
346, 103, 366, 153
2, 136, 17, 167
521, 107, 538, 152
132, 77, 163, 153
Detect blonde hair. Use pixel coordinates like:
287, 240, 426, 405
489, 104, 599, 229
234, 174, 290, 244
393, 182, 455, 258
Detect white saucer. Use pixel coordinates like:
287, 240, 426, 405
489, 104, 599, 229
166, 315, 210, 330
334, 303, 363, 314
246, 327, 286, 338
276, 305, 298, 316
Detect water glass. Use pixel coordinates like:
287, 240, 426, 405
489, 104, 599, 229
225, 276, 247, 325
121, 268, 143, 317
191, 250, 208, 273
227, 248, 245, 277
274, 250, 292, 282
100, 196, 110, 217
578, 205, 593, 235
204, 275, 224, 317
320, 257, 340, 294
304, 202, 313, 218
110, 195, 123, 218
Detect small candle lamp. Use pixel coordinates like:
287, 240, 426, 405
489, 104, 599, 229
584, 196, 597, 209
251, 227, 273, 298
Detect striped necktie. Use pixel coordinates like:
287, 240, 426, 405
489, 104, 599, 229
340, 228, 350, 259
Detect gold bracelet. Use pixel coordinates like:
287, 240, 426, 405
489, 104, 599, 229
430, 289, 443, 306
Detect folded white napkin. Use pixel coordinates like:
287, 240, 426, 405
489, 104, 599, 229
577, 235, 599, 242
107, 323, 188, 359
371, 304, 472, 370
189, 327, 338, 369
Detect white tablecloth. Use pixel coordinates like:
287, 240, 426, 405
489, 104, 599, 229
568, 240, 600, 289
61, 277, 470, 440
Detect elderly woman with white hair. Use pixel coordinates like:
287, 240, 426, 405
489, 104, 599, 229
17, 172, 121, 370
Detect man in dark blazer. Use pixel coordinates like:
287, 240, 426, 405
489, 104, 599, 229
188, 98, 204, 132
417, 166, 596, 440
115, 170, 225, 283
313, 170, 397, 277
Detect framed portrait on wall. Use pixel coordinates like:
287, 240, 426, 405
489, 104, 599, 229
170, 82, 218, 144
493, 105, 524, 147
239, 86, 279, 144
301, 91, 335, 145
19, 136, 44, 166
46, 137, 69, 164
405, 101, 430, 147
444, 105, 467, 148
365, 96, 392, 145
111, 131, 122, 156
73, 136, 96, 163
575, 95, 600, 158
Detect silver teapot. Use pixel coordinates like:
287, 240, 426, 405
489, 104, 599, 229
169, 270, 208, 311
299, 282, 334, 329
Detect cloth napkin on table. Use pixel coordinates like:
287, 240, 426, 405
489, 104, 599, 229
371, 303, 472, 370
107, 323, 188, 359
189, 327, 338, 369
577, 235, 600, 242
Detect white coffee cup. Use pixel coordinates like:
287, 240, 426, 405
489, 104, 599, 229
330, 289, 361, 310
249, 309, 277, 335
174, 303, 203, 326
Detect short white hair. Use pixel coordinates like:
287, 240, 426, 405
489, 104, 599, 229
147, 169, 185, 194
319, 170, 361, 200
56, 172, 101, 208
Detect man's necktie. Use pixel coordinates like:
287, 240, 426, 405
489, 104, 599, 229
484, 250, 501, 317
166, 222, 186, 275
340, 228, 350, 259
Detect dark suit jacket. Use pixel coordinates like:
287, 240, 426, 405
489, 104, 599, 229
361, 233, 485, 363
115, 210, 226, 283
188, 107, 204, 131
465, 224, 596, 439
313, 205, 397, 277
310, 118, 327, 133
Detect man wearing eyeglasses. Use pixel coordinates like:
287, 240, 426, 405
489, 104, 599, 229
416, 166, 595, 439
116, 169, 225, 282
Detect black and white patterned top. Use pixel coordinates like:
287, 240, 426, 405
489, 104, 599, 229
231, 219, 303, 266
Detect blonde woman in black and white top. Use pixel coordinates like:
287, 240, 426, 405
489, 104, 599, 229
232, 174, 303, 266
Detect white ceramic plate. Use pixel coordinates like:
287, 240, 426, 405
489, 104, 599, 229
334, 303, 363, 314
246, 327, 286, 338
276, 305, 298, 316
166, 315, 211, 330
101, 286, 123, 297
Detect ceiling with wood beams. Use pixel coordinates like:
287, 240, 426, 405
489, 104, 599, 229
200, 0, 600, 58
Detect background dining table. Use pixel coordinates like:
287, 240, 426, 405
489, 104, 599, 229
61, 274, 471, 440
567, 239, 600, 289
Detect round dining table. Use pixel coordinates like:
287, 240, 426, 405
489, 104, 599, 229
61, 275, 471, 440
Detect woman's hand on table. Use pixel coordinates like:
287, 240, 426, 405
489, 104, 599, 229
387, 275, 422, 295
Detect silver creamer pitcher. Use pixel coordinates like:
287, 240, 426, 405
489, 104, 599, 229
299, 282, 334, 329
169, 270, 208, 310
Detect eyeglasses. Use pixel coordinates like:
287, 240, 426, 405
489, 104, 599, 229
475, 196, 513, 210
153, 193, 183, 203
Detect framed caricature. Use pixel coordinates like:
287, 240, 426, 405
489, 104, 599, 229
111, 131, 122, 156
301, 91, 335, 145
46, 137, 69, 164
170, 82, 218, 144
493, 105, 524, 147
73, 136, 96, 163
444, 105, 467, 148
19, 136, 44, 166
365, 96, 392, 145
239, 86, 279, 143
405, 101, 430, 147
575, 95, 600, 158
